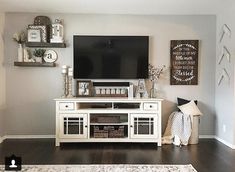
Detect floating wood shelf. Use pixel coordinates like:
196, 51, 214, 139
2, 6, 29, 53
14, 62, 56, 67
25, 42, 66, 48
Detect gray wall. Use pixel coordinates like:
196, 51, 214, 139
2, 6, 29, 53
0, 110, 3, 137
0, 13, 5, 138
216, 3, 235, 145
0, 110, 4, 137
3, 13, 216, 136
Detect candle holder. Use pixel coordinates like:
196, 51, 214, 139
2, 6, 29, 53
67, 67, 74, 98
61, 73, 68, 98
61, 65, 68, 98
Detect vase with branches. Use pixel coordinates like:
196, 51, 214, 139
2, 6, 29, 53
148, 64, 166, 98
13, 31, 26, 62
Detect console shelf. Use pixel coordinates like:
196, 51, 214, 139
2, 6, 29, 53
25, 42, 66, 48
90, 122, 128, 125
55, 98, 163, 146
14, 62, 56, 67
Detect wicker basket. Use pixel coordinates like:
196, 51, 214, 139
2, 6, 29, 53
108, 126, 125, 138
93, 126, 109, 138
93, 126, 125, 138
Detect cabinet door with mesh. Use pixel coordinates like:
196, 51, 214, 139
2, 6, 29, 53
130, 114, 157, 139
60, 114, 88, 138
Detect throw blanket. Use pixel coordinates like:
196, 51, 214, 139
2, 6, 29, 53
162, 111, 192, 145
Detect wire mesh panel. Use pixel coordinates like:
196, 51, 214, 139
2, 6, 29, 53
63, 117, 84, 135
131, 114, 157, 139
60, 114, 87, 139
134, 117, 154, 135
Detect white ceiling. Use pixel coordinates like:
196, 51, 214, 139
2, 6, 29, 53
0, 0, 228, 15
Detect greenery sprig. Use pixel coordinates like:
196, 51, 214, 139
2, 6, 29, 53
13, 31, 26, 44
33, 49, 46, 57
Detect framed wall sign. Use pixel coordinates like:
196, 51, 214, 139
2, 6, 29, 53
27, 28, 41, 42
28, 25, 47, 42
77, 80, 92, 97
170, 40, 199, 85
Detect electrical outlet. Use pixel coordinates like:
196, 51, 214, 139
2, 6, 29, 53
223, 124, 226, 133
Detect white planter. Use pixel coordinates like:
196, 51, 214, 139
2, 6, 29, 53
35, 57, 42, 63
17, 44, 24, 62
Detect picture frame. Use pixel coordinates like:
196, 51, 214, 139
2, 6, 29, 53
27, 28, 41, 42
28, 25, 47, 42
77, 80, 92, 97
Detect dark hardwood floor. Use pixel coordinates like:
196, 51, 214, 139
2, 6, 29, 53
0, 139, 235, 172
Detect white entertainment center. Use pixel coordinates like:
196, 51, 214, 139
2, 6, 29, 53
55, 98, 163, 146
55, 35, 163, 147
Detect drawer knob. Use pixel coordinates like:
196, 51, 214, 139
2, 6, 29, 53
150, 105, 152, 108
85, 125, 88, 128
65, 105, 68, 108
130, 125, 133, 128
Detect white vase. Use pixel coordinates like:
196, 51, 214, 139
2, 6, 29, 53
17, 44, 24, 62
35, 57, 42, 63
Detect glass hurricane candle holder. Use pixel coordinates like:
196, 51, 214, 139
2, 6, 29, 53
61, 65, 68, 98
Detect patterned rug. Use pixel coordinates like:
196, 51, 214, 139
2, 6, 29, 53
0, 164, 197, 172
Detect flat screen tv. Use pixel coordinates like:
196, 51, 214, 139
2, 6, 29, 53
73, 35, 149, 79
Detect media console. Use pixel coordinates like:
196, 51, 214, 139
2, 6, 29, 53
55, 98, 163, 146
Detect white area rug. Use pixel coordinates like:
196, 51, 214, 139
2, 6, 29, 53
0, 164, 197, 172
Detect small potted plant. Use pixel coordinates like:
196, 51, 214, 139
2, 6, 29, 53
33, 49, 46, 63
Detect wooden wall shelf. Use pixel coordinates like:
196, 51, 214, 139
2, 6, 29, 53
14, 62, 56, 67
25, 42, 66, 48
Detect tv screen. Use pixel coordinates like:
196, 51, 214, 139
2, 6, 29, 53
73, 35, 149, 79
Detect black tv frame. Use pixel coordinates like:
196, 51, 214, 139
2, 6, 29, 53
73, 35, 149, 79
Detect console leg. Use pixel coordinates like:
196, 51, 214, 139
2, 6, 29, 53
56, 139, 60, 147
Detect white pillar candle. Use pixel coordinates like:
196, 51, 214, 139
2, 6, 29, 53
68, 67, 73, 76
62, 65, 68, 74
62, 69, 67, 74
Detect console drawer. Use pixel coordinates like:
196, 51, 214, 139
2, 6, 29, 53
143, 103, 158, 110
59, 102, 75, 110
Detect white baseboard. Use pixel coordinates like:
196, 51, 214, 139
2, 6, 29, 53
199, 135, 235, 149
0, 135, 7, 143
3, 135, 213, 140
199, 135, 215, 139
1, 135, 55, 142
214, 136, 235, 149
0, 135, 55, 144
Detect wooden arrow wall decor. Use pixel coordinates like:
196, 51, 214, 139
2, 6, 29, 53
218, 46, 231, 64
219, 24, 231, 43
218, 68, 230, 85
217, 23, 232, 86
